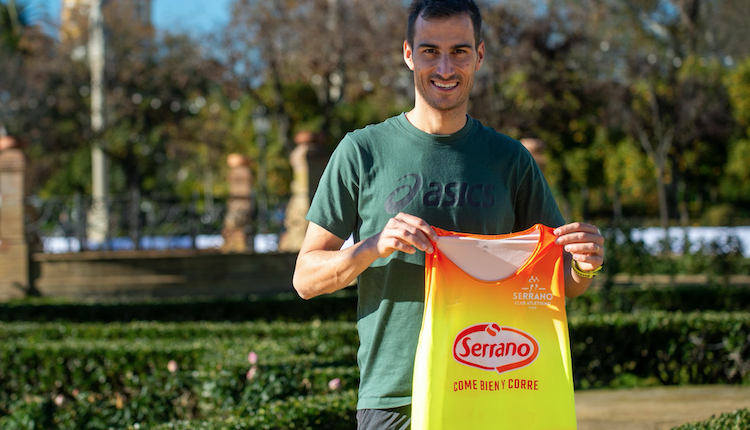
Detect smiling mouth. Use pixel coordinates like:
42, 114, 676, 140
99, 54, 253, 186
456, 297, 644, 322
432, 81, 458, 90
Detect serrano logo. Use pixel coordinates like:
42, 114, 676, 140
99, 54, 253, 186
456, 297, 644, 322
513, 274, 553, 302
384, 174, 423, 214
453, 323, 539, 374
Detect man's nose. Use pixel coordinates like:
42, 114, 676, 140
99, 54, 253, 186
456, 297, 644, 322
436, 54, 454, 77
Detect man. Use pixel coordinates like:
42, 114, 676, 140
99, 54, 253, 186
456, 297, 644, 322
293, 0, 605, 428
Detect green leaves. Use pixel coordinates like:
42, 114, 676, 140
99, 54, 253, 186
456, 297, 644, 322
0, 320, 359, 429
0, 293, 358, 323
727, 58, 750, 128
570, 311, 750, 389
1, 291, 748, 428
672, 408, 750, 430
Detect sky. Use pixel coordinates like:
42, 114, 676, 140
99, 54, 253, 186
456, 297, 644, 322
28, 0, 233, 36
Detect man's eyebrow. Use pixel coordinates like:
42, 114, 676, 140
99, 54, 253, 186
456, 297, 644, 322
417, 43, 474, 50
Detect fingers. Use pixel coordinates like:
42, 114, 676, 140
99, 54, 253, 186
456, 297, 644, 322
554, 222, 605, 271
554, 223, 604, 247
393, 212, 438, 241
561, 241, 604, 255
553, 222, 601, 239
570, 253, 604, 271
376, 213, 437, 257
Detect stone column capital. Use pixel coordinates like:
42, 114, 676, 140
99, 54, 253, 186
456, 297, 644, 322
0, 148, 26, 172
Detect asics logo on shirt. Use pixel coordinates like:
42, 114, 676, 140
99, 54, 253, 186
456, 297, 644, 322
384, 174, 496, 214
385, 174, 423, 213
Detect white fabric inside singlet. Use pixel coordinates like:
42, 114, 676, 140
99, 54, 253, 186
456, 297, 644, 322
436, 231, 540, 281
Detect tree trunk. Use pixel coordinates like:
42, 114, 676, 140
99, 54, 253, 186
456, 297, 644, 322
612, 186, 622, 220
633, 90, 674, 232
677, 176, 689, 226
580, 185, 590, 221
655, 165, 669, 230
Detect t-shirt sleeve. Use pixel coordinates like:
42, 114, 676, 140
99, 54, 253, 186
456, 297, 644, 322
305, 135, 361, 240
513, 148, 565, 231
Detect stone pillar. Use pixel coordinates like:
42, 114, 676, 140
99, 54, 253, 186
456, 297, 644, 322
221, 153, 254, 253
520, 138, 548, 173
0, 136, 30, 301
278, 131, 328, 252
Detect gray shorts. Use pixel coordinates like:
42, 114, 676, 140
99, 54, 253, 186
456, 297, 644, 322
356, 405, 411, 430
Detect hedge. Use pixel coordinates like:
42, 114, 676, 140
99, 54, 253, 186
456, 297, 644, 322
0, 320, 360, 427
568, 285, 750, 315
2, 312, 748, 400
0, 337, 357, 406
0, 292, 358, 323
142, 390, 358, 430
0, 388, 358, 430
6, 393, 746, 430
671, 408, 750, 430
0, 320, 359, 344
570, 311, 750, 388
4, 284, 749, 323
0, 338, 358, 428
4, 284, 749, 324
2, 312, 748, 428
143, 404, 750, 430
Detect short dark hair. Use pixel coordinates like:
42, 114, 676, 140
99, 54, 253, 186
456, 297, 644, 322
407, 0, 482, 49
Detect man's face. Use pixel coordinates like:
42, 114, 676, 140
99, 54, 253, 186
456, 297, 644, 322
404, 13, 484, 114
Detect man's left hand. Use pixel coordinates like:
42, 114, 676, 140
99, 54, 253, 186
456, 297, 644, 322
553, 222, 605, 272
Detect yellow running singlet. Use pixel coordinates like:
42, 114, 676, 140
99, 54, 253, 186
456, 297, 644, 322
412, 224, 577, 430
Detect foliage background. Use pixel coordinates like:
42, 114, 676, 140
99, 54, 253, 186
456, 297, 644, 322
1, 0, 749, 230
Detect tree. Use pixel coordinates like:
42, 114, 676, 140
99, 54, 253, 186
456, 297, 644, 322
473, 2, 618, 221
217, 0, 407, 153
721, 58, 750, 213
586, 0, 738, 228
29, 12, 225, 201
629, 80, 676, 229
0, 0, 28, 53
0, 0, 52, 137
7, 0, 747, 230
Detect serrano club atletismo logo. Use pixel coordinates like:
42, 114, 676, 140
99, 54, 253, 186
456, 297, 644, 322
453, 323, 539, 374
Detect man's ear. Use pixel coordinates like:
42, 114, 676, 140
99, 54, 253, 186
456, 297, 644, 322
475, 40, 485, 71
404, 40, 415, 71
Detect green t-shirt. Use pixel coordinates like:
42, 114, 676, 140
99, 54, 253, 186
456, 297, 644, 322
305, 113, 565, 409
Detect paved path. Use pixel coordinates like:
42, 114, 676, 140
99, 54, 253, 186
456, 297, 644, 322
576, 385, 750, 430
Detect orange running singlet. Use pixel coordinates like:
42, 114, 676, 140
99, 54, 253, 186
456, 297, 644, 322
412, 224, 577, 430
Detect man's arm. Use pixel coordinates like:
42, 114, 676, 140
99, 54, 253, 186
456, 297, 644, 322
553, 222, 606, 298
293, 213, 438, 300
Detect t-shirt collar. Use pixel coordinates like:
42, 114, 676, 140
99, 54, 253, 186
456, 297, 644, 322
396, 112, 475, 145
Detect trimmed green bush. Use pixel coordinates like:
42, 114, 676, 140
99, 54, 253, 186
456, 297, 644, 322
5, 284, 749, 324
0, 320, 359, 344
2, 311, 748, 428
0, 337, 358, 429
570, 312, 750, 388
2, 312, 747, 404
144, 390, 358, 430
0, 292, 358, 323
0, 387, 358, 430
671, 408, 750, 430
0, 319, 361, 428
568, 285, 750, 315
0, 337, 357, 406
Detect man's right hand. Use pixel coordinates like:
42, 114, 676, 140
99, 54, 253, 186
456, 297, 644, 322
365, 212, 437, 258
293, 213, 436, 299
